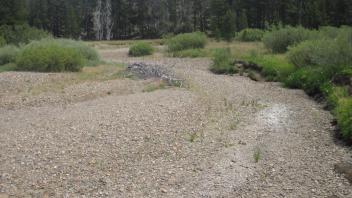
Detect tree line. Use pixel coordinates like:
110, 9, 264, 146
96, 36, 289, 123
1, 0, 352, 40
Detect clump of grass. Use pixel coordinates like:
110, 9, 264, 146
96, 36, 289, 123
229, 122, 237, 130
209, 48, 236, 74
236, 28, 265, 42
188, 132, 199, 143
166, 32, 207, 52
253, 147, 261, 163
128, 42, 154, 57
0, 45, 20, 65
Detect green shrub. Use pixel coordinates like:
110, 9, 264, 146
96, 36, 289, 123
318, 26, 341, 39
128, 42, 154, 57
236, 28, 265, 42
335, 98, 352, 140
0, 63, 16, 73
161, 33, 174, 45
56, 39, 100, 64
0, 24, 51, 45
0, 36, 6, 47
245, 54, 295, 81
335, 28, 352, 66
288, 32, 352, 71
172, 49, 207, 58
263, 26, 314, 53
321, 83, 349, 109
16, 39, 85, 72
210, 48, 236, 74
0, 45, 20, 65
284, 67, 330, 95
167, 32, 207, 52
287, 40, 319, 67
284, 67, 308, 89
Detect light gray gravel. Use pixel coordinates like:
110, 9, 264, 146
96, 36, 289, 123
0, 48, 351, 197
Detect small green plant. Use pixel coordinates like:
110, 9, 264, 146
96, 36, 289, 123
236, 28, 265, 42
335, 98, 352, 141
129, 42, 154, 57
229, 122, 237, 130
210, 48, 236, 74
253, 147, 261, 163
166, 32, 207, 52
263, 26, 314, 53
189, 132, 199, 143
0, 45, 20, 65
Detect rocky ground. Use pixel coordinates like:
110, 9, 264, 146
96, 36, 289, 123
0, 46, 351, 197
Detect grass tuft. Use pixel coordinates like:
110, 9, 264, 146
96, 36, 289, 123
129, 42, 154, 57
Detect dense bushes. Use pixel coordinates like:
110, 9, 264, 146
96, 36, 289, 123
167, 32, 207, 52
288, 36, 352, 70
128, 42, 154, 57
335, 98, 352, 141
263, 26, 314, 53
0, 36, 5, 47
0, 45, 20, 65
16, 39, 99, 72
236, 29, 265, 41
0, 24, 51, 45
284, 67, 332, 95
244, 54, 295, 81
210, 48, 236, 74
321, 84, 349, 109
56, 39, 100, 64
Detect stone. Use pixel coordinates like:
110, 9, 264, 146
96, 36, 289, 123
335, 162, 352, 183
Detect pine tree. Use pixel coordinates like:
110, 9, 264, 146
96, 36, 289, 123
64, 4, 80, 38
222, 10, 236, 42
238, 10, 248, 30
0, 0, 27, 26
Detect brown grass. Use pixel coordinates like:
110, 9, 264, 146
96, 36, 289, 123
29, 64, 125, 95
